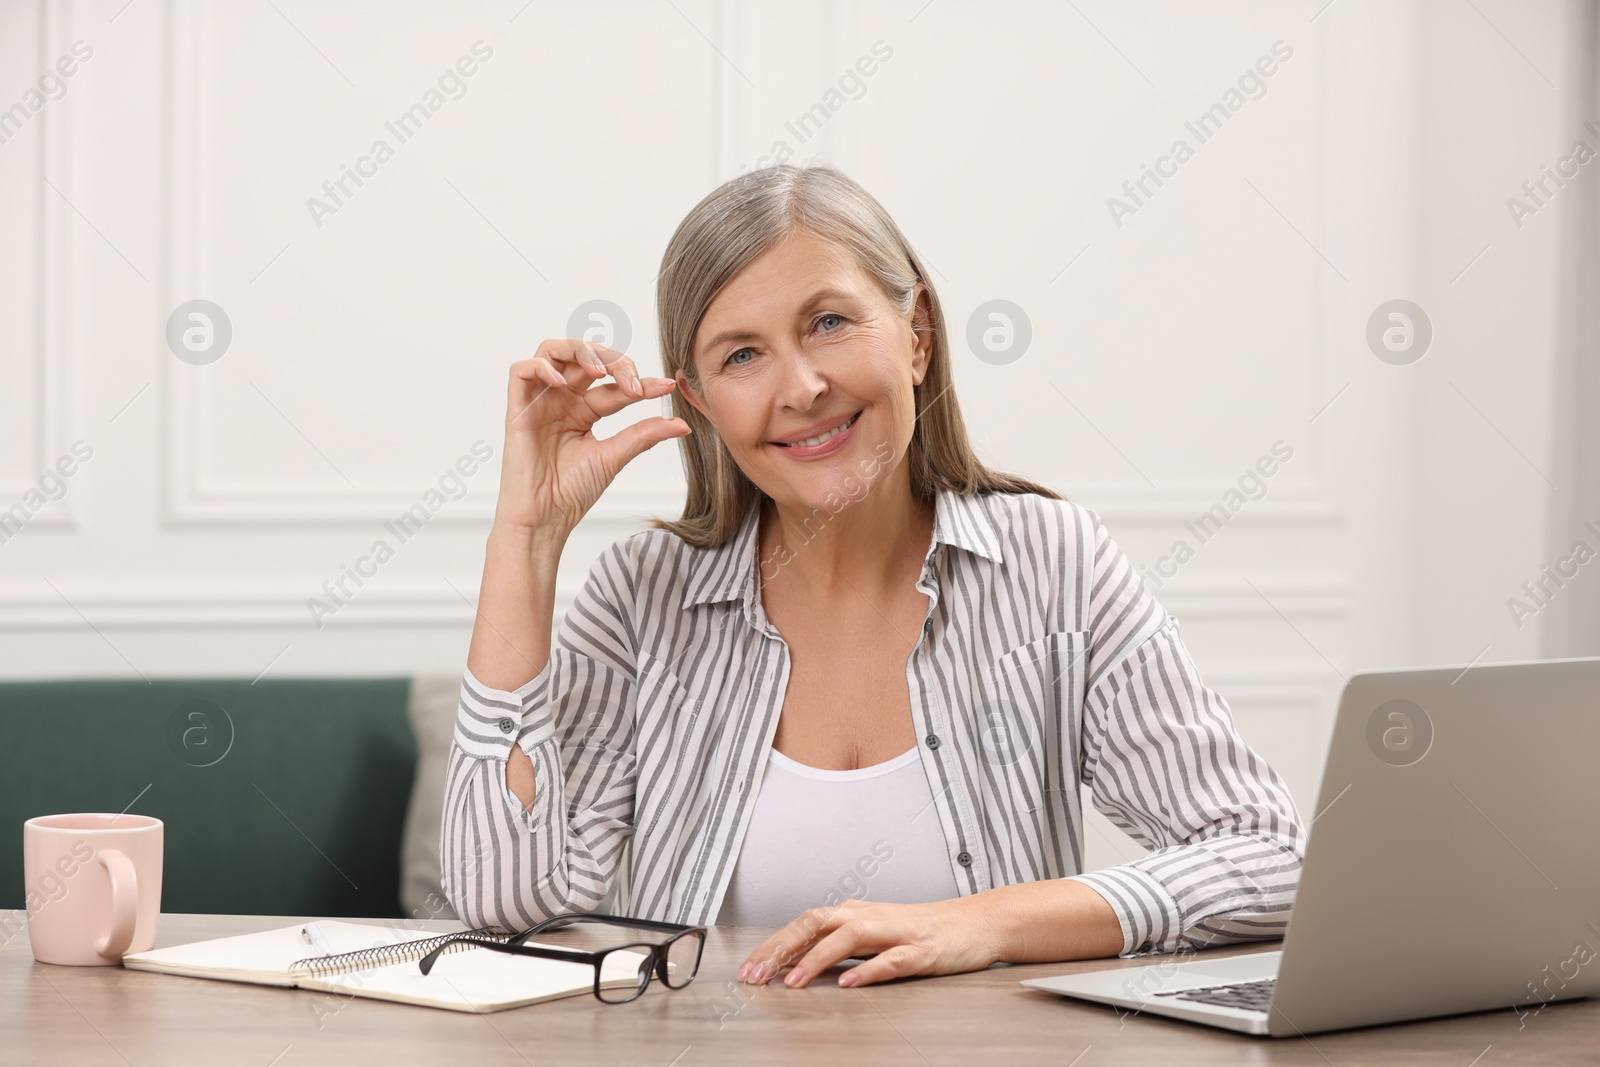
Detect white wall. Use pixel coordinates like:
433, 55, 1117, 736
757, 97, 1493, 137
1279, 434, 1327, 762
0, 1, 1576, 868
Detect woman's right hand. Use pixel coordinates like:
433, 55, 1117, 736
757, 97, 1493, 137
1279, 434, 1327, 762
494, 340, 691, 535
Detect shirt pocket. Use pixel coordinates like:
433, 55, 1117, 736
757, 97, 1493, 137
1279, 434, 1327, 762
980, 629, 1092, 800
633, 651, 707, 841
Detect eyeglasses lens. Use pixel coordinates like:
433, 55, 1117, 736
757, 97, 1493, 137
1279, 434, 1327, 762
598, 951, 654, 1003
662, 932, 703, 988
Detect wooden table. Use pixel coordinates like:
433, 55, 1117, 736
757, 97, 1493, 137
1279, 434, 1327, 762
4, 913, 1596, 1065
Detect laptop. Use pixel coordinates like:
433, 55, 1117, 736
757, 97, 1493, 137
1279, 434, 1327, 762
1021, 655, 1600, 1036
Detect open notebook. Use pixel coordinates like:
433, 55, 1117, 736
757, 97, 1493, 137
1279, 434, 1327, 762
121, 921, 650, 1013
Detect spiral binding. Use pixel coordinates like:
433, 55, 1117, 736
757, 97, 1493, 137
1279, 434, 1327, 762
288, 927, 508, 978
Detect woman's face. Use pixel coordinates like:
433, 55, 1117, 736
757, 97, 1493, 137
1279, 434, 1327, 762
678, 229, 931, 519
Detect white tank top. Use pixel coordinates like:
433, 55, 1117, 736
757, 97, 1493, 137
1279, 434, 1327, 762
715, 745, 963, 927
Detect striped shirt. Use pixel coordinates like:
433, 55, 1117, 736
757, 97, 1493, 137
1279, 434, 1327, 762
442, 488, 1306, 956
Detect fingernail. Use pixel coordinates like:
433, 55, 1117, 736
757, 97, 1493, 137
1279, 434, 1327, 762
630, 375, 642, 396
738, 963, 750, 981
784, 968, 803, 987
839, 971, 857, 987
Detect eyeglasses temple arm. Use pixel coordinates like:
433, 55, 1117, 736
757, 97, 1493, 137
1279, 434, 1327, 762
516, 914, 703, 941
418, 935, 603, 974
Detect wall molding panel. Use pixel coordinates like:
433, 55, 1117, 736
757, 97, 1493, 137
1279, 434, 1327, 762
1, 0, 76, 530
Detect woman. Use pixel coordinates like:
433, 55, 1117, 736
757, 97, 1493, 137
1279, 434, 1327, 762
442, 163, 1305, 991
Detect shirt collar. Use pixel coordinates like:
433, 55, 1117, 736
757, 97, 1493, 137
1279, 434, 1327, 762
680, 485, 1006, 609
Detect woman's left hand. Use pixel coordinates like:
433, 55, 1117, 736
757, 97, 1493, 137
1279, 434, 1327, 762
738, 897, 1002, 989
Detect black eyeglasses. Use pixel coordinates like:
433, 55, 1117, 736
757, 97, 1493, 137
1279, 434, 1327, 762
417, 912, 707, 1003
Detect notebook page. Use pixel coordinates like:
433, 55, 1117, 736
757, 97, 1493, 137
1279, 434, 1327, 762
122, 924, 324, 986
121, 921, 445, 987
300, 939, 651, 1014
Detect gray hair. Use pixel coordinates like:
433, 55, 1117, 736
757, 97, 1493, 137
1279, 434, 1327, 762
649, 162, 1061, 548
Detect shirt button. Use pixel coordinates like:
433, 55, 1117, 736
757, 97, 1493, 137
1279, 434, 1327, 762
925, 733, 940, 749
497, 718, 515, 734
956, 851, 972, 867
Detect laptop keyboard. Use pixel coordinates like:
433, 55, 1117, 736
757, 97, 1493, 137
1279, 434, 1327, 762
1154, 978, 1275, 1013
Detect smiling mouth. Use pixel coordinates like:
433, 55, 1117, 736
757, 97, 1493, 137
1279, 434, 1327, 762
773, 411, 860, 448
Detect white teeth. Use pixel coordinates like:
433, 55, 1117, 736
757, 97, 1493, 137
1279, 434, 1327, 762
782, 412, 857, 448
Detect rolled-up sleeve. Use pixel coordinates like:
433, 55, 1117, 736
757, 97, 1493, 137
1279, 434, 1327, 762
440, 540, 639, 932
1065, 512, 1306, 957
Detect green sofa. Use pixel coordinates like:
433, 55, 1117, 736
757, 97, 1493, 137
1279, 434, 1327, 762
2, 678, 420, 918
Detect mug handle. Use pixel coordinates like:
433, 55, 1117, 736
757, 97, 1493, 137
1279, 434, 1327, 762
94, 848, 139, 959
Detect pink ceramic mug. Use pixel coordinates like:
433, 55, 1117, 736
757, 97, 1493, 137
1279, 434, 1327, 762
23, 813, 163, 965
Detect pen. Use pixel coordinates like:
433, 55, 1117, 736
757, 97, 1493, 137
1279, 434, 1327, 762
301, 922, 334, 956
